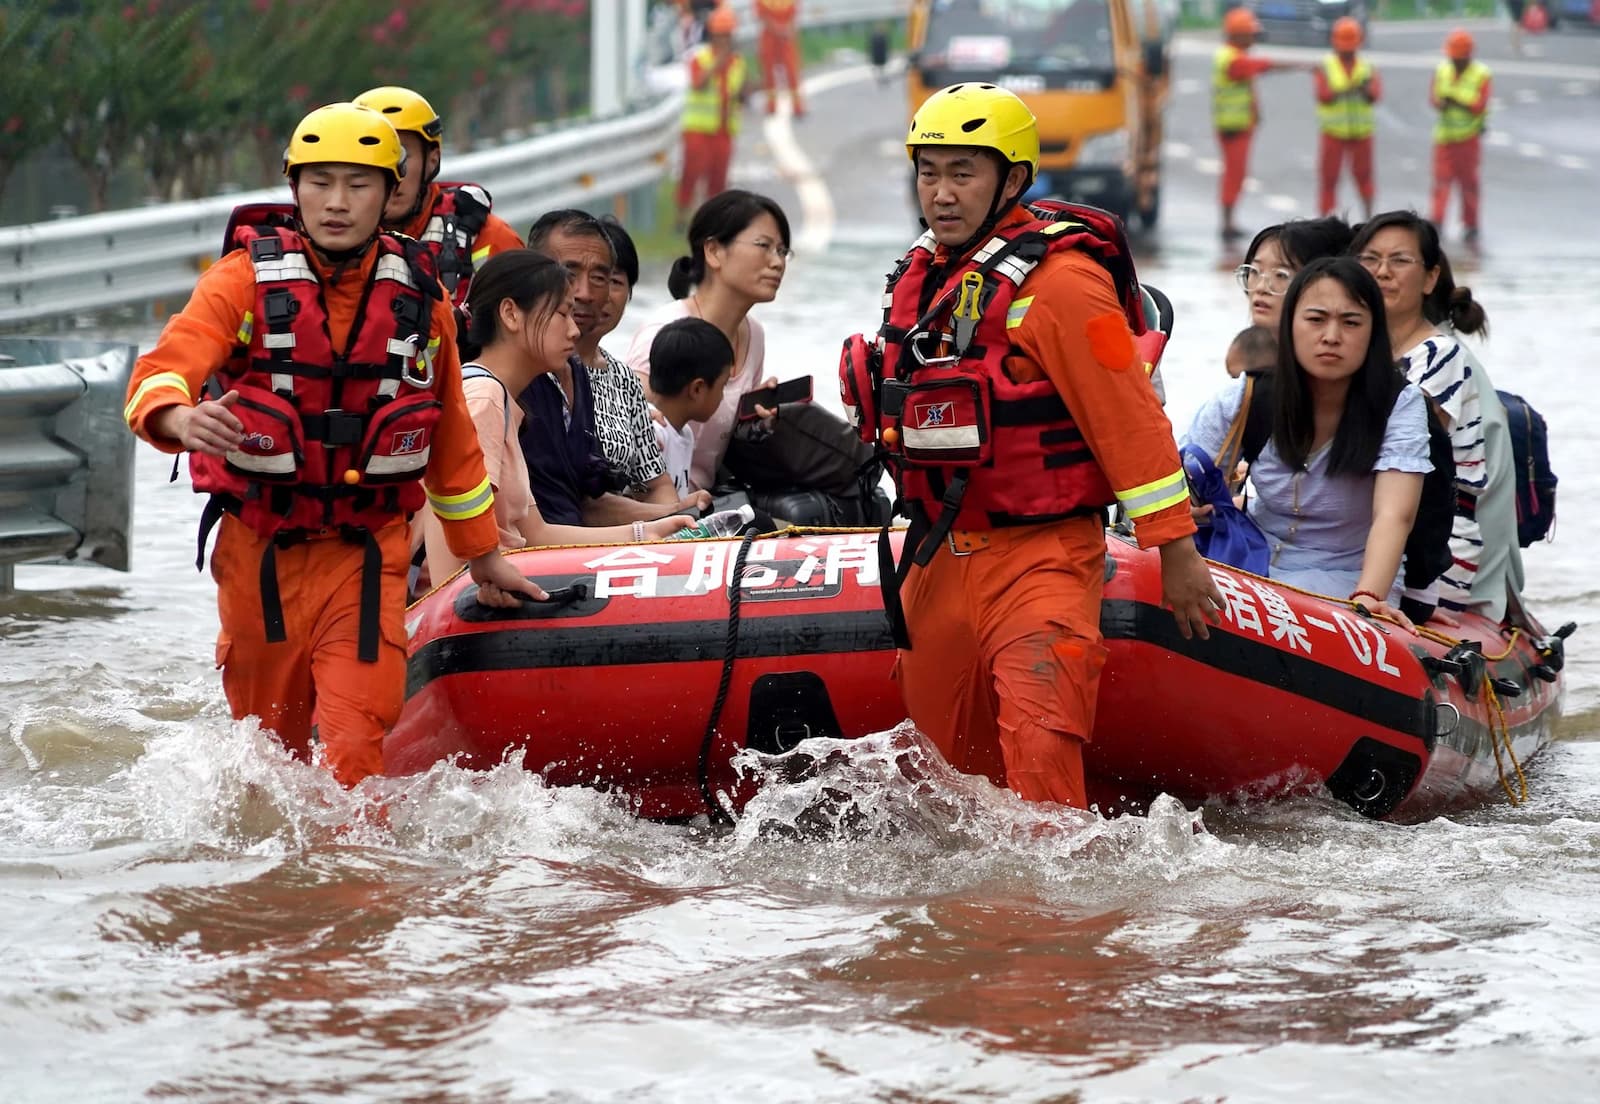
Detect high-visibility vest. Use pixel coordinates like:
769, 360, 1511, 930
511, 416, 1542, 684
1212, 45, 1255, 133
1433, 59, 1490, 144
682, 47, 746, 136
1318, 55, 1375, 140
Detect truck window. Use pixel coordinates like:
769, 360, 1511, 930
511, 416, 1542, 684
922, 0, 1116, 76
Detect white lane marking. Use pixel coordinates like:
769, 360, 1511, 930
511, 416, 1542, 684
1398, 157, 1420, 173
1176, 77, 1203, 95
1514, 88, 1541, 105
1517, 142, 1545, 158
1164, 140, 1194, 159
1265, 194, 1299, 213
1486, 131, 1513, 148
1375, 105, 1413, 134
1556, 154, 1589, 171
1244, 176, 1261, 194
1172, 37, 1600, 82
1562, 81, 1594, 96
1195, 157, 1221, 176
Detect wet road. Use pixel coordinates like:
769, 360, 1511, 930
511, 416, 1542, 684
4, 20, 1600, 1103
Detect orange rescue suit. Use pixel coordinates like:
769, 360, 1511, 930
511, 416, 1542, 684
892, 209, 1195, 810
394, 181, 525, 306
124, 246, 499, 788
755, 0, 804, 115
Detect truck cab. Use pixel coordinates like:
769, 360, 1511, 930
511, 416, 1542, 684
906, 0, 1173, 228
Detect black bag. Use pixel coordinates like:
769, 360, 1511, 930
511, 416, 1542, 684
1497, 390, 1557, 546
722, 401, 887, 524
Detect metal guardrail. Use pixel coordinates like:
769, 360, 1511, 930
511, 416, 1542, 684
0, 338, 136, 588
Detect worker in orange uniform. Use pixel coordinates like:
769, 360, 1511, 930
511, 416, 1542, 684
677, 6, 747, 228
755, 0, 805, 117
1315, 18, 1380, 218
839, 84, 1222, 810
122, 104, 544, 787
1430, 29, 1491, 243
1213, 8, 1309, 241
354, 86, 525, 306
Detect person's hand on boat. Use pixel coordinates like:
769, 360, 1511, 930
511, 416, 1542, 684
1360, 598, 1415, 633
152, 390, 244, 455
1158, 538, 1224, 641
1427, 608, 1461, 629
468, 551, 549, 608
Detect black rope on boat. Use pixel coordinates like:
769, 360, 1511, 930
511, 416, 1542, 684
698, 529, 759, 825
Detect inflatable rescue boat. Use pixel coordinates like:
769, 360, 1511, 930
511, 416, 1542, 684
387, 529, 1570, 822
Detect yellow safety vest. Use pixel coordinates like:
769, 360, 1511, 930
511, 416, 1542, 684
682, 47, 746, 137
1212, 45, 1255, 133
1433, 59, 1490, 144
1318, 55, 1375, 140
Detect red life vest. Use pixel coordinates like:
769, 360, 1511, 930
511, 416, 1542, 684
189, 224, 445, 539
422, 182, 494, 305
840, 201, 1146, 532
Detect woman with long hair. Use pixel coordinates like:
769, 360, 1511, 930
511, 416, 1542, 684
1235, 216, 1355, 334
626, 189, 789, 493
1351, 210, 1523, 622
418, 250, 690, 584
1186, 257, 1433, 627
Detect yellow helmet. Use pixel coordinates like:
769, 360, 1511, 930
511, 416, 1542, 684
353, 85, 443, 147
906, 83, 1039, 179
282, 103, 407, 184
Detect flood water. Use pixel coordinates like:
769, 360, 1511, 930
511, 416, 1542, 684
6, 120, 1600, 1104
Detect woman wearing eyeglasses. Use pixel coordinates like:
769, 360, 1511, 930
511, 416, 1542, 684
1351, 210, 1523, 624
1235, 217, 1355, 333
626, 189, 790, 493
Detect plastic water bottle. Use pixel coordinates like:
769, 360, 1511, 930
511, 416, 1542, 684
673, 504, 756, 540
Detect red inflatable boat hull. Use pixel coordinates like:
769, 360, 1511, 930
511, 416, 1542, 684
387, 530, 1566, 822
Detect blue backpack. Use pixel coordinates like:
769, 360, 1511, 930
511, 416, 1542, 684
1498, 390, 1557, 546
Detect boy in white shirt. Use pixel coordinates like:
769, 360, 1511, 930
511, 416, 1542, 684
646, 317, 734, 495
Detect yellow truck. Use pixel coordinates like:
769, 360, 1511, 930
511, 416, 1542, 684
906, 0, 1172, 228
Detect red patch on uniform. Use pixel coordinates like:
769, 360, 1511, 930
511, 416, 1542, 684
1086, 312, 1136, 372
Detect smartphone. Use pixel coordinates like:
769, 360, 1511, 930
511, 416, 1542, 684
737, 376, 813, 421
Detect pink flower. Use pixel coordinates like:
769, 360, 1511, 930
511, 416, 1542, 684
487, 26, 510, 52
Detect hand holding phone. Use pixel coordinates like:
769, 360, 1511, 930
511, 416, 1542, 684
737, 376, 813, 421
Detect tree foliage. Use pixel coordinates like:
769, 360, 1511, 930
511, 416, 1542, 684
2, 0, 590, 214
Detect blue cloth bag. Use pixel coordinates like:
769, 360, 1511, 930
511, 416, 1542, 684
1180, 444, 1271, 576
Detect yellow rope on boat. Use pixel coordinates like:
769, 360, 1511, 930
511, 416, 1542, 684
1483, 676, 1528, 807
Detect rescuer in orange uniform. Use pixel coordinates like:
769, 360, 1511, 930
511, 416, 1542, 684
841, 84, 1223, 810
755, 0, 805, 117
677, 7, 747, 227
1315, 17, 1381, 218
123, 104, 543, 787
353, 86, 525, 306
1430, 29, 1492, 243
1213, 8, 1309, 241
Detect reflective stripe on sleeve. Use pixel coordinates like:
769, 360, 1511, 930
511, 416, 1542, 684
123, 371, 193, 424
1114, 468, 1189, 519
236, 310, 254, 344
1005, 295, 1035, 330
427, 476, 494, 521
470, 243, 492, 264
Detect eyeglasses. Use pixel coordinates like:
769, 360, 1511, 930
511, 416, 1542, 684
734, 238, 794, 261
1356, 252, 1421, 274
1235, 263, 1294, 296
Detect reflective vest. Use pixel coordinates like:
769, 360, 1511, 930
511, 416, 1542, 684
420, 182, 494, 306
1212, 45, 1255, 133
190, 225, 445, 539
1318, 55, 1375, 140
683, 46, 746, 136
1433, 60, 1490, 144
841, 203, 1148, 533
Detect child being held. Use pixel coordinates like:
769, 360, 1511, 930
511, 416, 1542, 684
646, 317, 735, 495
1226, 323, 1277, 379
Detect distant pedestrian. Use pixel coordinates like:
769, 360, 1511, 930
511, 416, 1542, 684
1430, 29, 1491, 244
1212, 8, 1312, 241
869, 22, 891, 86
1315, 18, 1380, 219
677, 6, 747, 229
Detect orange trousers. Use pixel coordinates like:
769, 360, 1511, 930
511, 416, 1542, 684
1431, 136, 1481, 232
1318, 134, 1374, 215
1218, 128, 1254, 208
678, 130, 733, 215
758, 29, 803, 113
894, 516, 1109, 810
211, 515, 410, 787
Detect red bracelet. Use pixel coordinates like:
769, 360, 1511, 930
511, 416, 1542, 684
1349, 590, 1383, 606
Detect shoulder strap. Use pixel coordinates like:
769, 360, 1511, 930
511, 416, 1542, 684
1214, 374, 1262, 485
461, 364, 511, 439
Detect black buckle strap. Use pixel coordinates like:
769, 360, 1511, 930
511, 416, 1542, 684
301, 410, 365, 446
257, 525, 383, 661
876, 472, 969, 651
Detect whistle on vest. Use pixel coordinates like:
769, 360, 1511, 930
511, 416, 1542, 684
950, 270, 985, 356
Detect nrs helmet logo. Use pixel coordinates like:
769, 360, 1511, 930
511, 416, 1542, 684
391, 429, 427, 454
918, 131, 945, 140
241, 431, 275, 452
915, 402, 953, 428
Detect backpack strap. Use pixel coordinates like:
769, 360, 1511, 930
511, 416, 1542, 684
1214, 373, 1272, 491
460, 364, 511, 439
